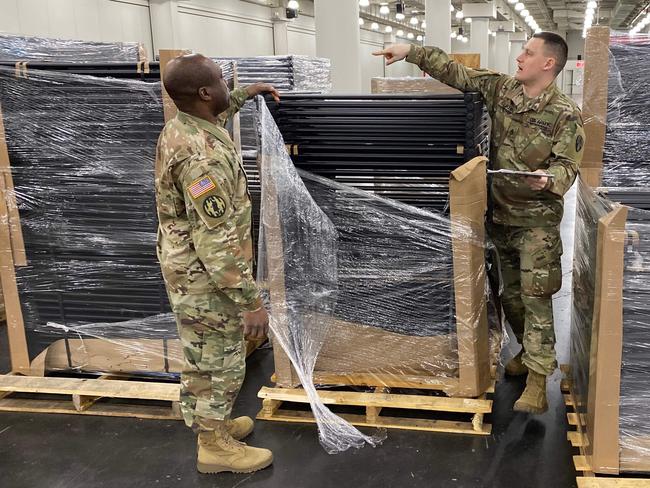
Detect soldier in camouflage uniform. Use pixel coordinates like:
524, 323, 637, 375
375, 32, 584, 414
155, 54, 279, 473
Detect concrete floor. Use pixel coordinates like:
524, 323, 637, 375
0, 334, 577, 488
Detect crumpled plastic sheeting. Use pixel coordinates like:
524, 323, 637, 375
571, 181, 650, 469
0, 32, 144, 63
255, 98, 490, 453
569, 179, 615, 429
602, 188, 650, 468
601, 34, 650, 187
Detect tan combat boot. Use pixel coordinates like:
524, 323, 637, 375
513, 370, 548, 414
505, 350, 528, 377
225, 416, 255, 441
197, 422, 273, 474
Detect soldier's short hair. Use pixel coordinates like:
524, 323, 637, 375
532, 32, 568, 75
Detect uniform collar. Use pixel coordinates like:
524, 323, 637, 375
176, 110, 234, 150
506, 80, 559, 114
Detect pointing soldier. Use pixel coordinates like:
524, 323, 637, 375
374, 32, 584, 414
155, 54, 279, 473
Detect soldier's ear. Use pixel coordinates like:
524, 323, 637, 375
198, 86, 211, 101
543, 57, 556, 73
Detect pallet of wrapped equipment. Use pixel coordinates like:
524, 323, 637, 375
266, 93, 490, 213
565, 180, 650, 480
0, 32, 147, 64
0, 52, 264, 418
253, 98, 500, 435
580, 27, 650, 188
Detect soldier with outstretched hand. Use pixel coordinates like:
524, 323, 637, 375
155, 53, 279, 474
374, 33, 584, 414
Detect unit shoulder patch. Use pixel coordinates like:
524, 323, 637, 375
203, 195, 227, 219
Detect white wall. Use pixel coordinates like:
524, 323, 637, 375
566, 30, 585, 60
0, 0, 153, 59
174, 1, 274, 57
287, 15, 316, 57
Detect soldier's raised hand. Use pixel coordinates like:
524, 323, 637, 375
373, 44, 412, 65
242, 306, 269, 340
246, 82, 280, 103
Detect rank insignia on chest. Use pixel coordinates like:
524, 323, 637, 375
188, 176, 216, 199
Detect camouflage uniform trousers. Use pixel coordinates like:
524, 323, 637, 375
488, 223, 563, 376
173, 301, 246, 430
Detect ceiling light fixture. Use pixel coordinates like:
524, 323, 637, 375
287, 0, 299, 9
380, 5, 390, 15
359, 0, 370, 7
371, 22, 379, 30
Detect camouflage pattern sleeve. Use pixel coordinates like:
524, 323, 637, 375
179, 156, 262, 311
546, 109, 584, 197
216, 87, 250, 127
405, 44, 509, 114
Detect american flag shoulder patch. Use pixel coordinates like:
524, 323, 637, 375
188, 176, 216, 199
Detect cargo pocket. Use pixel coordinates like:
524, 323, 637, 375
520, 227, 563, 297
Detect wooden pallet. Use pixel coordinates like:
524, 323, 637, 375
256, 380, 495, 435
561, 365, 650, 487
0, 373, 182, 420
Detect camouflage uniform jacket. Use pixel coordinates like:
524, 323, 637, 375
155, 87, 262, 312
406, 45, 585, 227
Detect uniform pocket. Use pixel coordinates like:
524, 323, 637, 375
520, 226, 563, 297
517, 129, 553, 170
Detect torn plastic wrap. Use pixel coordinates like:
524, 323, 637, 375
570, 180, 650, 473
0, 32, 146, 63
214, 56, 332, 259
255, 98, 500, 452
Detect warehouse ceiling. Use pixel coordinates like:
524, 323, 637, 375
242, 0, 650, 34
360, 0, 649, 33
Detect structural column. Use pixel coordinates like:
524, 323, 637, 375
509, 32, 527, 78
463, 3, 496, 68
314, 0, 361, 92
488, 33, 497, 70
149, 0, 181, 53
425, 0, 451, 52
273, 20, 290, 55
490, 21, 515, 75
